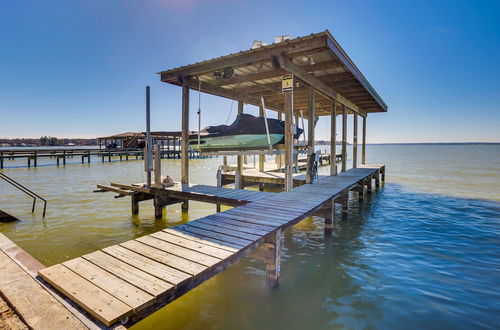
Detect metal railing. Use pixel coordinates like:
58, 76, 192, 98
0, 173, 47, 217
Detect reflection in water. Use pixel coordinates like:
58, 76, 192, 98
1, 145, 499, 329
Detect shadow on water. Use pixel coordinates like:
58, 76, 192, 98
133, 183, 500, 330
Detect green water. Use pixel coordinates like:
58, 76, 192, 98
0, 145, 499, 329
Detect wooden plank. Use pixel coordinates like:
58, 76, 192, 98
137, 235, 221, 267
83, 250, 173, 296
0, 253, 86, 329
174, 227, 249, 249
187, 219, 264, 240
150, 231, 234, 259
38, 264, 131, 327
163, 229, 239, 253
179, 223, 256, 246
96, 184, 131, 196
120, 240, 207, 275
209, 212, 281, 228
203, 215, 275, 232
62, 257, 154, 311
102, 245, 191, 286
224, 208, 289, 223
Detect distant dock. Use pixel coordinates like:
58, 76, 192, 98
0, 147, 207, 169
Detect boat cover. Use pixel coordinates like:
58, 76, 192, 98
196, 114, 303, 141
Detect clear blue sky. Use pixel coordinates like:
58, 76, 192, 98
0, 0, 498, 143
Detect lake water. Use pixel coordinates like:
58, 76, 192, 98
0, 144, 499, 329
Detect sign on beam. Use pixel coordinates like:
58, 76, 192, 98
282, 74, 294, 93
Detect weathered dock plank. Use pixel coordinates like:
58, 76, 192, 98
0, 234, 88, 330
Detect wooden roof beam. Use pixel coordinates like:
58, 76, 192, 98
185, 76, 284, 112
275, 54, 366, 117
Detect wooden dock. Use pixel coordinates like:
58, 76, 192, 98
37, 164, 384, 328
0, 148, 208, 169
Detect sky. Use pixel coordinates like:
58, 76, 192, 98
0, 0, 499, 143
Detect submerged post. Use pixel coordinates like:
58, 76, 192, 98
145, 86, 153, 187
341, 105, 347, 172
181, 83, 190, 211
362, 116, 367, 165
330, 102, 337, 175
266, 229, 281, 288
306, 88, 315, 184
353, 113, 358, 168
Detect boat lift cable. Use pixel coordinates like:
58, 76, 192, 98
197, 80, 202, 149
260, 97, 273, 154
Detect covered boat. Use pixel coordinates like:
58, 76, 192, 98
190, 113, 303, 151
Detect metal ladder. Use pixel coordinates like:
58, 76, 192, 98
0, 172, 47, 217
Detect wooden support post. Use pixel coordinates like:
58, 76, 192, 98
235, 101, 244, 189
306, 88, 315, 184
284, 92, 294, 192
375, 171, 380, 188
341, 190, 349, 214
56, 156, 60, 165
362, 116, 366, 165
88, 151, 91, 163
358, 184, 366, 202
0, 152, 3, 169
153, 144, 161, 188
216, 168, 222, 212
266, 229, 281, 288
353, 113, 358, 168
63, 151, 66, 165
366, 177, 373, 194
277, 112, 283, 170
154, 194, 163, 219
108, 152, 111, 162
27, 157, 31, 167
341, 106, 347, 172
324, 198, 335, 236
33, 151, 37, 167
330, 102, 337, 175
131, 194, 139, 215
181, 84, 190, 211
258, 104, 265, 172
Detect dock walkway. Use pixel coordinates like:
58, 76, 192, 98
36, 165, 384, 327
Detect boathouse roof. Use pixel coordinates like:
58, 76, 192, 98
159, 30, 387, 117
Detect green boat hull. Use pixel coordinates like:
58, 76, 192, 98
191, 134, 283, 151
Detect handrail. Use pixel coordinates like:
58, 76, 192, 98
0, 173, 47, 217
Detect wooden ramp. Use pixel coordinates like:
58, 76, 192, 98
38, 165, 384, 328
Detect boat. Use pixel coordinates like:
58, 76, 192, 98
189, 113, 303, 151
